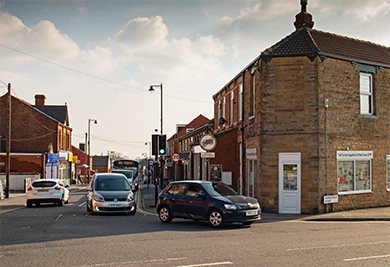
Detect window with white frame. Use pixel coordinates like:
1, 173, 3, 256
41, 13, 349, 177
337, 151, 373, 194
217, 99, 221, 128
387, 155, 390, 191
238, 83, 243, 121
360, 73, 373, 115
230, 91, 234, 125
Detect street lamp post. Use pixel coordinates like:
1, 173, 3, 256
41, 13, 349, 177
148, 83, 163, 135
88, 118, 98, 182
149, 83, 163, 204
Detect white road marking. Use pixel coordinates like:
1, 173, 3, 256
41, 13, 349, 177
344, 254, 390, 261
55, 214, 62, 221
78, 202, 86, 207
175, 262, 233, 267
287, 240, 390, 251
73, 257, 187, 266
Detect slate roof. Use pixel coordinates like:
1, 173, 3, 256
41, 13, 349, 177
261, 28, 390, 68
33, 105, 69, 126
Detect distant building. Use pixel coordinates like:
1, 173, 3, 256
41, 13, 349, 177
0, 92, 73, 189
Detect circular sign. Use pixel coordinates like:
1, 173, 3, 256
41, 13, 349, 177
200, 134, 217, 151
171, 153, 181, 163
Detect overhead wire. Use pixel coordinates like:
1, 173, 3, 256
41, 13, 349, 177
0, 43, 212, 104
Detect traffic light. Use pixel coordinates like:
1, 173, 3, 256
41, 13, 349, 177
158, 134, 167, 155
151, 134, 159, 156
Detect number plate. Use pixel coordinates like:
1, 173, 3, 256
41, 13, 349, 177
38, 189, 49, 192
109, 204, 122, 207
246, 210, 258, 216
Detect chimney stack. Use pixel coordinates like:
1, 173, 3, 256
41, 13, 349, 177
35, 94, 46, 106
294, 0, 314, 30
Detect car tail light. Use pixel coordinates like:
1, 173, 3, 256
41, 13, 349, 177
28, 187, 32, 191
54, 186, 61, 190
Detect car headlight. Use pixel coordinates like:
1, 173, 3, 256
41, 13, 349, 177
93, 193, 105, 202
127, 193, 134, 202
224, 204, 240, 210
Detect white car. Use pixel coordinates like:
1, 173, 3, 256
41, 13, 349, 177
26, 179, 70, 207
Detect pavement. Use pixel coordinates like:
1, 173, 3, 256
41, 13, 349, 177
1, 183, 390, 222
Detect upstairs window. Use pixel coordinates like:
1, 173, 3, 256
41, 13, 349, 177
360, 73, 373, 115
238, 83, 243, 121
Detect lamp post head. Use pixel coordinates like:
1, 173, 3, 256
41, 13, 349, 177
148, 85, 155, 92
94, 120, 98, 124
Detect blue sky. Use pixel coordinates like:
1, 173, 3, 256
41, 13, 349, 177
1, 0, 389, 159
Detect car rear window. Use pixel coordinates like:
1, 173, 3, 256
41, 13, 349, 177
32, 181, 57, 188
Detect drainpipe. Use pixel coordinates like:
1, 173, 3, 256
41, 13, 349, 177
241, 70, 246, 195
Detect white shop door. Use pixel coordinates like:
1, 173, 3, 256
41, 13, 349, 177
279, 153, 301, 214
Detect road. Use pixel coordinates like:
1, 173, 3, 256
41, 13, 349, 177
1, 186, 389, 267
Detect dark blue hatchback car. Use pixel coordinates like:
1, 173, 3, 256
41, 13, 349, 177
156, 180, 261, 227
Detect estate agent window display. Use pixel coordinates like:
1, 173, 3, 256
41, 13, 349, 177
337, 151, 373, 194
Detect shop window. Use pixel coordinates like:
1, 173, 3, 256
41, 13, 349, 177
337, 151, 372, 194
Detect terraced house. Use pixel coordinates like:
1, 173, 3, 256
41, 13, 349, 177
212, 1, 390, 214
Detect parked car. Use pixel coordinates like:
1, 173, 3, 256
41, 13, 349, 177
86, 173, 136, 215
26, 179, 70, 207
157, 181, 261, 227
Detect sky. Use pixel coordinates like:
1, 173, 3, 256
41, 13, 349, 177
1, 0, 390, 160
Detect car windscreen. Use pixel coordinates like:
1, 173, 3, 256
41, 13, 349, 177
95, 177, 131, 191
32, 181, 57, 188
202, 182, 238, 197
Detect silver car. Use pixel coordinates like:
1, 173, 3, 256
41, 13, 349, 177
86, 173, 136, 215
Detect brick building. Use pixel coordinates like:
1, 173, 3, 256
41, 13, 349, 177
0, 92, 73, 187
166, 115, 211, 181
240, 2, 390, 213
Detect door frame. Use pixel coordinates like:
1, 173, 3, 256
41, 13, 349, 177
279, 152, 301, 214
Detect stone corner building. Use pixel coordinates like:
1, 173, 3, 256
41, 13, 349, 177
243, 1, 390, 214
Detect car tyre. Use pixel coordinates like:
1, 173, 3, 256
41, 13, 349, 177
27, 200, 32, 208
208, 209, 224, 227
158, 206, 172, 223
128, 207, 137, 215
65, 196, 69, 204
86, 201, 91, 212
58, 195, 64, 206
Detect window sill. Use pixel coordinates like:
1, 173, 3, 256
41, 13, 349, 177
338, 190, 372, 195
249, 115, 255, 120
359, 115, 378, 119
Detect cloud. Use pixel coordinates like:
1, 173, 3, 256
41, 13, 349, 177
0, 12, 115, 73
112, 16, 225, 83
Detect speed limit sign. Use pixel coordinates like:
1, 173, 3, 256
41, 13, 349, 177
171, 153, 181, 163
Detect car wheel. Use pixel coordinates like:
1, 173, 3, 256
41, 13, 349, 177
208, 209, 224, 227
158, 206, 172, 223
65, 196, 69, 204
27, 200, 32, 208
128, 207, 137, 215
58, 195, 64, 206
86, 201, 91, 212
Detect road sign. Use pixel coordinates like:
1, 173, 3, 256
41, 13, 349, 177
171, 153, 181, 163
324, 195, 338, 204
